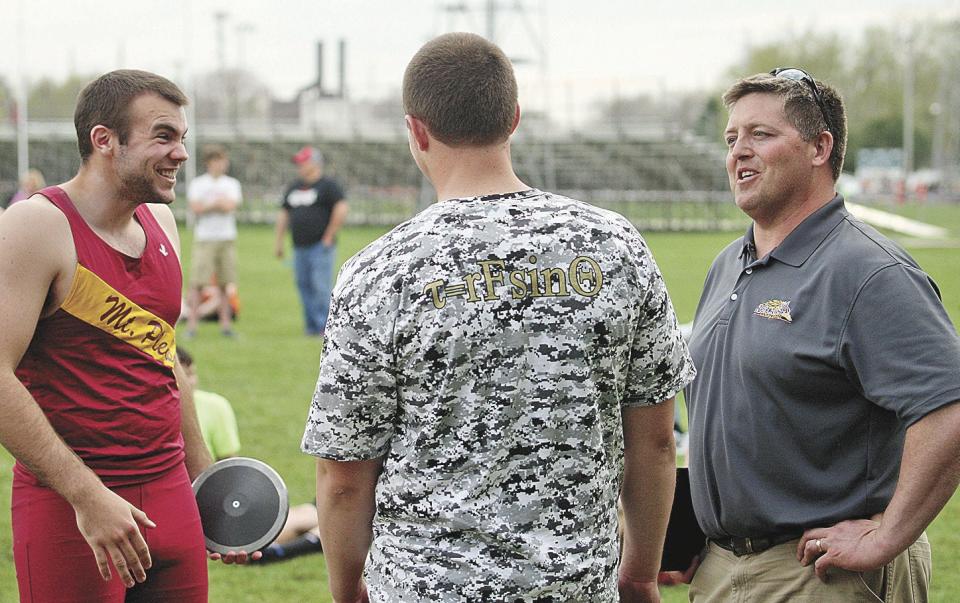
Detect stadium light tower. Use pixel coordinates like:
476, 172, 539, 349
428, 1, 556, 195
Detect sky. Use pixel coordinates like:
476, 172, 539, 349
2, 0, 958, 123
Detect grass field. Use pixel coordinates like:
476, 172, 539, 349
1, 202, 959, 601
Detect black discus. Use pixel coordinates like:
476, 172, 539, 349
192, 457, 289, 555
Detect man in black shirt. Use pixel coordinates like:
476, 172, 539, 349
275, 146, 348, 337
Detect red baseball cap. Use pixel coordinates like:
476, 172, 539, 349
292, 146, 323, 165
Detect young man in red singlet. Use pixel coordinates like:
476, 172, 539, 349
0, 70, 256, 603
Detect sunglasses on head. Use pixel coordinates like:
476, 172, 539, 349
769, 67, 828, 121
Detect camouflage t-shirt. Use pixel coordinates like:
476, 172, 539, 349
302, 189, 695, 602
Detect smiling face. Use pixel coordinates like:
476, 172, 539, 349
724, 92, 816, 224
114, 93, 189, 205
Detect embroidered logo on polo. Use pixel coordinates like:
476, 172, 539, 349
60, 265, 177, 367
753, 299, 793, 323
422, 254, 604, 310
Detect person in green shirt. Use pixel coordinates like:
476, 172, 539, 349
177, 346, 322, 563
176, 347, 240, 460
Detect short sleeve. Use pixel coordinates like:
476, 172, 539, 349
301, 260, 398, 460
209, 394, 241, 458
840, 264, 960, 426
187, 177, 202, 202
330, 180, 345, 202
229, 178, 242, 205
622, 248, 696, 407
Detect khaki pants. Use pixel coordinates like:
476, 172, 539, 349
689, 533, 930, 602
189, 239, 237, 287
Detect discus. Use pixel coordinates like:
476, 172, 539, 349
660, 467, 706, 571
192, 457, 290, 555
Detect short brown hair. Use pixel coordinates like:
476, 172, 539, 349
723, 72, 847, 181
176, 346, 194, 368
402, 32, 517, 147
75, 69, 188, 161
203, 144, 228, 165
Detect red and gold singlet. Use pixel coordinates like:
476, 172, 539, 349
15, 186, 184, 487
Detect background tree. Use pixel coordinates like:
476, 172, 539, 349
0, 76, 13, 123
27, 75, 92, 120
194, 68, 271, 124
717, 23, 952, 174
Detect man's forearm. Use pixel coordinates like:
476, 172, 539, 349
216, 197, 239, 212
316, 458, 381, 602
620, 440, 675, 580
0, 374, 103, 503
619, 401, 677, 583
321, 201, 348, 244
274, 211, 289, 252
876, 402, 960, 555
798, 400, 960, 576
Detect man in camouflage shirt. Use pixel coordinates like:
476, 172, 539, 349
302, 32, 696, 603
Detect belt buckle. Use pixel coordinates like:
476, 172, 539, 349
729, 537, 755, 556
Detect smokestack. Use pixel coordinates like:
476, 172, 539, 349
316, 41, 324, 92
338, 38, 346, 99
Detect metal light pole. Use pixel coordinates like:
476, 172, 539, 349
236, 23, 254, 123
182, 0, 197, 184
486, 0, 497, 41
15, 0, 29, 179
215, 11, 229, 74
902, 25, 915, 182
214, 10, 232, 127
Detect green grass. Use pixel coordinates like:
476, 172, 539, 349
1, 204, 959, 601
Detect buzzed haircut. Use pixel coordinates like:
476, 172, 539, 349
403, 32, 518, 147
723, 73, 847, 181
75, 69, 189, 162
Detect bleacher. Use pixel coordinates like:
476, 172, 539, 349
1, 131, 733, 231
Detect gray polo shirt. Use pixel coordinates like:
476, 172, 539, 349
686, 195, 960, 539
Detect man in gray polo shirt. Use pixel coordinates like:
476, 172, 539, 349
682, 69, 960, 600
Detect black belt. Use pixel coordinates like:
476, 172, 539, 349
711, 533, 800, 556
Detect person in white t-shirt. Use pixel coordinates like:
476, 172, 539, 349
185, 145, 242, 337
